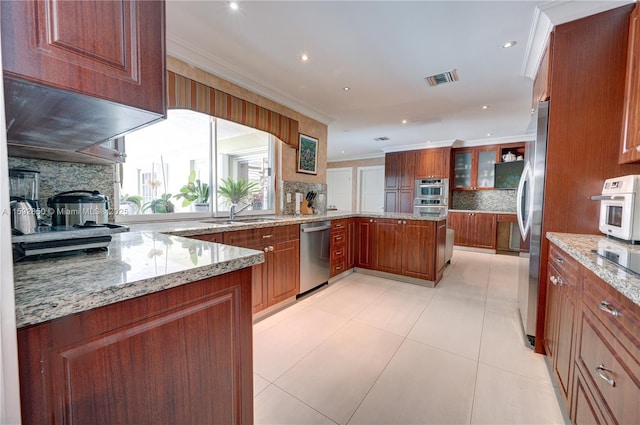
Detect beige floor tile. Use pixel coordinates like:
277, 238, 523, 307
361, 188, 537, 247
276, 321, 404, 425
408, 289, 486, 360
479, 308, 552, 383
253, 300, 312, 335
254, 385, 337, 425
308, 277, 392, 319
349, 339, 477, 425
254, 373, 271, 397
353, 287, 433, 336
471, 363, 568, 424
254, 306, 348, 381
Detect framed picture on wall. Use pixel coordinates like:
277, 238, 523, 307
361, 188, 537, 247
297, 133, 318, 175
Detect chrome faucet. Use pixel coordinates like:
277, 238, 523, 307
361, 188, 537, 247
229, 202, 252, 220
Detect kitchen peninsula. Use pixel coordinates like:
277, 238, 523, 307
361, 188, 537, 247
13, 211, 446, 424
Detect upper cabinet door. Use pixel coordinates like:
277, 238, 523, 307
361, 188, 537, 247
453, 150, 473, 189
620, 5, 640, 164
384, 151, 416, 190
1, 0, 166, 157
477, 150, 497, 188
415, 148, 451, 179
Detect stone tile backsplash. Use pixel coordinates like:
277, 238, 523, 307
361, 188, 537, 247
451, 189, 517, 212
8, 157, 116, 221
281, 180, 327, 215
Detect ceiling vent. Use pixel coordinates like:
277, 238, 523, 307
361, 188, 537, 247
425, 69, 459, 87
374, 136, 390, 141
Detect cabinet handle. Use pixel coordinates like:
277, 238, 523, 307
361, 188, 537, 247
263, 247, 269, 253
336, 236, 343, 241
550, 276, 558, 285
262, 234, 273, 239
403, 220, 407, 224
268, 246, 274, 252
398, 220, 402, 224
369, 219, 373, 223
336, 265, 342, 270
595, 364, 616, 387
336, 250, 343, 256
554, 256, 564, 265
598, 301, 620, 317
336, 223, 344, 228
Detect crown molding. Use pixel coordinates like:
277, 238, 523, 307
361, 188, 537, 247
521, 0, 635, 80
458, 134, 534, 147
327, 152, 386, 162
166, 35, 335, 125
380, 139, 460, 153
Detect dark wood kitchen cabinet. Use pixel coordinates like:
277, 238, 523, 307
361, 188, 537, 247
1, 0, 166, 159
448, 211, 497, 249
373, 218, 445, 283
330, 219, 354, 277
224, 225, 299, 313
356, 218, 375, 269
17, 268, 254, 425
544, 243, 579, 409
415, 148, 451, 179
385, 151, 416, 213
620, 4, 640, 163
451, 147, 499, 190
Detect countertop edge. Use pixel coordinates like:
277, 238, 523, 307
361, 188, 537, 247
546, 232, 640, 308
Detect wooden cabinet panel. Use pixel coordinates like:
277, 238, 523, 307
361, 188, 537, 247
532, 42, 552, 108
269, 239, 300, 304
346, 219, 355, 269
620, 5, 640, 163
330, 220, 347, 278
415, 148, 451, 179
385, 151, 415, 190
572, 368, 609, 425
356, 218, 374, 269
18, 269, 253, 425
1, 0, 166, 155
384, 189, 413, 213
449, 212, 496, 249
191, 232, 224, 243
374, 219, 403, 274
401, 220, 436, 280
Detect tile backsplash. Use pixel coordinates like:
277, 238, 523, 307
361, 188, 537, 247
8, 157, 115, 221
281, 180, 327, 215
451, 189, 517, 212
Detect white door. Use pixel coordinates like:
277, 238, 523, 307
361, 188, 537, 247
358, 166, 385, 213
326, 168, 352, 211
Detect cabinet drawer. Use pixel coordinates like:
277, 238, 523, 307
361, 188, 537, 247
549, 243, 580, 288
224, 229, 257, 247
190, 233, 223, 243
330, 259, 346, 277
274, 224, 300, 243
331, 230, 347, 245
497, 214, 517, 223
576, 306, 640, 425
331, 243, 346, 261
332, 219, 347, 230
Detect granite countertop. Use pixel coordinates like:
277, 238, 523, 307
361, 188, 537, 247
13, 231, 264, 328
546, 232, 640, 308
13, 211, 447, 329
449, 209, 517, 215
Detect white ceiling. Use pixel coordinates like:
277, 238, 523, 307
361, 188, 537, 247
165, 0, 632, 161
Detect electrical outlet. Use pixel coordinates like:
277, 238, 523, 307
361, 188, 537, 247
286, 192, 291, 203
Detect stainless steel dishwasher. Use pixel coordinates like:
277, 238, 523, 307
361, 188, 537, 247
299, 221, 332, 294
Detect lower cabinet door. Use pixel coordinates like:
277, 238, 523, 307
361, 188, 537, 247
268, 239, 300, 305
401, 220, 435, 280
374, 219, 402, 274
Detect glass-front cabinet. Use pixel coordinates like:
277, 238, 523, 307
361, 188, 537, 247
452, 147, 498, 190
453, 151, 472, 189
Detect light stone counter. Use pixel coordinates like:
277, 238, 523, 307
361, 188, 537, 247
13, 212, 448, 329
13, 231, 264, 328
546, 232, 640, 307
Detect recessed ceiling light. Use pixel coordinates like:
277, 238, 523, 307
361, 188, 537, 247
343, 87, 350, 91
487, 133, 493, 137
300, 53, 309, 62
402, 119, 407, 124
341, 150, 345, 154
228, 1, 239, 11
482, 105, 489, 110
502, 41, 517, 48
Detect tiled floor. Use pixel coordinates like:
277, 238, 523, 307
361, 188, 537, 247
253, 250, 569, 425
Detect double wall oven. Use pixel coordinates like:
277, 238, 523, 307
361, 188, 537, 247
413, 178, 448, 216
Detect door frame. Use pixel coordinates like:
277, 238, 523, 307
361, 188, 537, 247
356, 165, 385, 212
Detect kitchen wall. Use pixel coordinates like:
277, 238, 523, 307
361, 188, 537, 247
167, 57, 329, 186
451, 189, 517, 212
281, 181, 327, 215
7, 157, 116, 221
327, 157, 385, 211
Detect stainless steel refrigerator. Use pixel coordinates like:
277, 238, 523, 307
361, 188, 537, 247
517, 100, 549, 348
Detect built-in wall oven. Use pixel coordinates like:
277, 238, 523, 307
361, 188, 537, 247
413, 178, 448, 216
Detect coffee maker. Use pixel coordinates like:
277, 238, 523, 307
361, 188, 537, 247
9, 168, 41, 234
